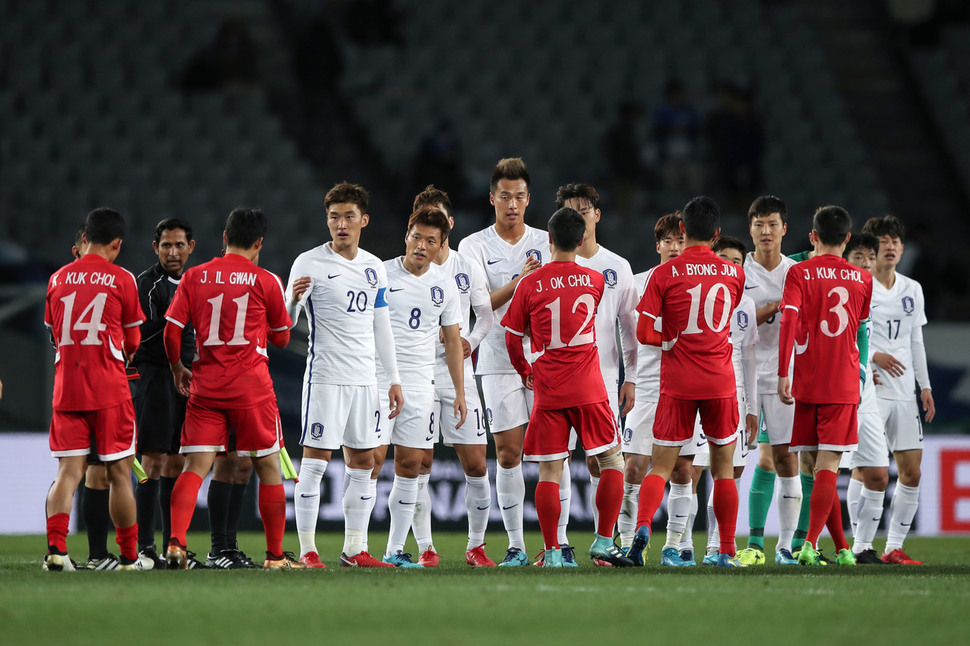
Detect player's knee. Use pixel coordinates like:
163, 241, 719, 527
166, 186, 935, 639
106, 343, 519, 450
865, 470, 889, 491
495, 447, 520, 469
596, 451, 623, 473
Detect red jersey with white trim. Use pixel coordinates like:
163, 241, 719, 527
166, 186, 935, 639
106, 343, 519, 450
637, 245, 744, 400
779, 254, 872, 404
45, 255, 145, 411
502, 261, 608, 410
165, 254, 291, 407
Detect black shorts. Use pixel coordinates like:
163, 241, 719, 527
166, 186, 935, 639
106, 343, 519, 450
133, 363, 187, 455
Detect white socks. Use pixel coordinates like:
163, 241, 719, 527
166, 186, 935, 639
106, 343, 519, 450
386, 475, 419, 556
664, 483, 692, 549
679, 493, 697, 552
412, 473, 433, 553
588, 474, 600, 537
342, 467, 374, 556
557, 460, 571, 545
618, 482, 640, 549
465, 474, 491, 551
853, 486, 886, 553
846, 477, 864, 537
886, 483, 919, 553
777, 476, 802, 552
294, 458, 328, 557
496, 464, 525, 550
706, 487, 719, 554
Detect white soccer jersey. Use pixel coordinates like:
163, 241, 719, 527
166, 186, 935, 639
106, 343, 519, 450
869, 272, 930, 401
576, 245, 638, 393
632, 268, 661, 402
457, 224, 549, 375
376, 258, 462, 391
286, 243, 388, 386
731, 293, 759, 410
432, 250, 492, 386
743, 253, 796, 394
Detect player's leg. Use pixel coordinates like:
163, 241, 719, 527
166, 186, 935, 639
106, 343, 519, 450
45, 454, 87, 570
883, 400, 924, 563
455, 443, 495, 565
226, 456, 253, 555
536, 458, 565, 567
631, 444, 679, 565
104, 456, 138, 567
850, 409, 890, 563
136, 451, 163, 553
81, 463, 115, 568
699, 396, 743, 566
663, 455, 695, 566
208, 454, 234, 556
294, 382, 339, 563
742, 396, 777, 561
619, 400, 654, 550
383, 445, 423, 566
412, 450, 437, 566
792, 454, 814, 552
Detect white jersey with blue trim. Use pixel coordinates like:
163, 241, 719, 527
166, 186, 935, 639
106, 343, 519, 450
632, 268, 661, 402
285, 242, 388, 386
743, 253, 796, 394
869, 272, 929, 401
432, 250, 491, 386
731, 293, 759, 391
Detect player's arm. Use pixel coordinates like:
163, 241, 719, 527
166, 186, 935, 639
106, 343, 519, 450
463, 263, 493, 357
137, 275, 167, 344
164, 319, 191, 397
489, 257, 541, 310
266, 272, 293, 348
505, 329, 532, 389
636, 313, 662, 346
911, 324, 935, 422
776, 303, 798, 405
441, 323, 467, 428
756, 300, 781, 326
617, 271, 638, 416
124, 325, 141, 363
373, 288, 404, 418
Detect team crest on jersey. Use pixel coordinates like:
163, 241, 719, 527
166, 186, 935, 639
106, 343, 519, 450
485, 408, 493, 426
431, 286, 444, 306
902, 296, 915, 315
454, 273, 470, 293
737, 310, 749, 330
310, 423, 324, 440
526, 249, 542, 263
622, 427, 633, 444
603, 268, 617, 288
364, 268, 378, 287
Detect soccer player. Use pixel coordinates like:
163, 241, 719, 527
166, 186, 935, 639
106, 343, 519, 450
556, 183, 637, 561
502, 207, 633, 568
44, 207, 144, 571
131, 218, 196, 569
369, 207, 467, 567
457, 157, 548, 566
738, 195, 802, 566
629, 196, 745, 568
286, 182, 403, 568
618, 213, 684, 552
163, 207, 302, 570
861, 215, 935, 564
840, 233, 890, 564
419, 185, 497, 567
778, 206, 872, 566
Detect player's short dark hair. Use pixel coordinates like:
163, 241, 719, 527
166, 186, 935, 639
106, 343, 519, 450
407, 206, 451, 242
683, 196, 720, 242
74, 224, 86, 249
747, 195, 788, 224
712, 235, 746, 257
654, 211, 683, 243
490, 157, 530, 192
861, 214, 906, 242
84, 208, 125, 245
225, 207, 266, 249
843, 231, 878, 258
412, 185, 452, 216
547, 207, 586, 252
813, 205, 852, 246
325, 181, 370, 213
153, 218, 194, 244
555, 183, 600, 210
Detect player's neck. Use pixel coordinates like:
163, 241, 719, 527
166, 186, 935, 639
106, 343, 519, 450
225, 247, 258, 263
328, 241, 359, 261
550, 249, 577, 263
402, 255, 431, 277
493, 220, 525, 244
576, 236, 598, 258
433, 242, 451, 265
814, 245, 843, 258
873, 264, 896, 289
684, 239, 711, 251
753, 248, 782, 270
83, 248, 112, 262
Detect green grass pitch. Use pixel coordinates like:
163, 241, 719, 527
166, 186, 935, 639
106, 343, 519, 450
2, 532, 969, 646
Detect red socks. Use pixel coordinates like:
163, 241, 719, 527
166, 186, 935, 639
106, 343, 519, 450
169, 471, 204, 547
636, 474, 666, 531
47, 513, 70, 553
595, 469, 624, 538
825, 478, 849, 552
535, 481, 561, 550
258, 483, 286, 557
806, 469, 837, 547
713, 478, 739, 557
115, 524, 138, 561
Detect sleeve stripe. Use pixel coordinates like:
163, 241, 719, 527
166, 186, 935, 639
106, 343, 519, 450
504, 326, 525, 337
164, 316, 186, 329
270, 325, 289, 332
123, 319, 144, 329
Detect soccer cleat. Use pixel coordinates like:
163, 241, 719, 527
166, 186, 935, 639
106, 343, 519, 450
83, 554, 121, 571
498, 547, 529, 567
542, 547, 564, 568
882, 548, 922, 565
853, 549, 887, 565
679, 550, 696, 566
339, 551, 395, 568
661, 547, 690, 567
797, 542, 821, 566
264, 551, 308, 570
118, 555, 139, 571
590, 537, 635, 567
465, 544, 496, 567
817, 551, 834, 566
137, 544, 165, 570
531, 548, 545, 566
382, 550, 424, 568
736, 546, 766, 566
299, 551, 327, 569
186, 551, 210, 569
43, 551, 76, 572
418, 548, 439, 567
836, 548, 857, 566
716, 553, 746, 567
775, 548, 798, 565
229, 549, 259, 569
628, 526, 650, 567
560, 544, 579, 568
165, 541, 189, 570
702, 552, 719, 565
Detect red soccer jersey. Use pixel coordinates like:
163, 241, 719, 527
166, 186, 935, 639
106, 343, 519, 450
637, 245, 745, 400
502, 261, 608, 410
45, 255, 145, 411
165, 254, 291, 407
778, 254, 872, 404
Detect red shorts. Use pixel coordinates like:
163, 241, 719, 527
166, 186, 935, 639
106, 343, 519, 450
524, 400, 619, 461
790, 401, 858, 452
181, 397, 282, 457
653, 394, 739, 447
50, 399, 137, 461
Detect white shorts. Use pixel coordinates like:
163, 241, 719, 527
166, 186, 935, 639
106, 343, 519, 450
301, 383, 381, 451
694, 395, 748, 468
622, 399, 656, 457
480, 373, 533, 434
569, 388, 619, 451
849, 410, 889, 468
435, 375, 487, 446
378, 387, 436, 450
758, 393, 795, 446
878, 397, 923, 453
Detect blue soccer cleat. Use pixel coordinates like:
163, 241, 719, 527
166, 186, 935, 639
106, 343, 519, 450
628, 526, 650, 567
542, 547, 564, 568
716, 553, 746, 567
560, 544, 579, 568
775, 548, 798, 565
679, 549, 697, 566
661, 547, 691, 567
498, 547, 530, 567
382, 551, 424, 568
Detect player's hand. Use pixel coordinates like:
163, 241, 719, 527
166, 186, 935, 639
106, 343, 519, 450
171, 363, 191, 397
519, 257, 541, 279
873, 352, 905, 378
453, 394, 467, 430
290, 276, 312, 304
921, 388, 935, 423
522, 373, 534, 391
745, 414, 758, 444
872, 369, 883, 386
387, 384, 404, 419
778, 376, 794, 405
460, 337, 472, 359
619, 382, 636, 418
